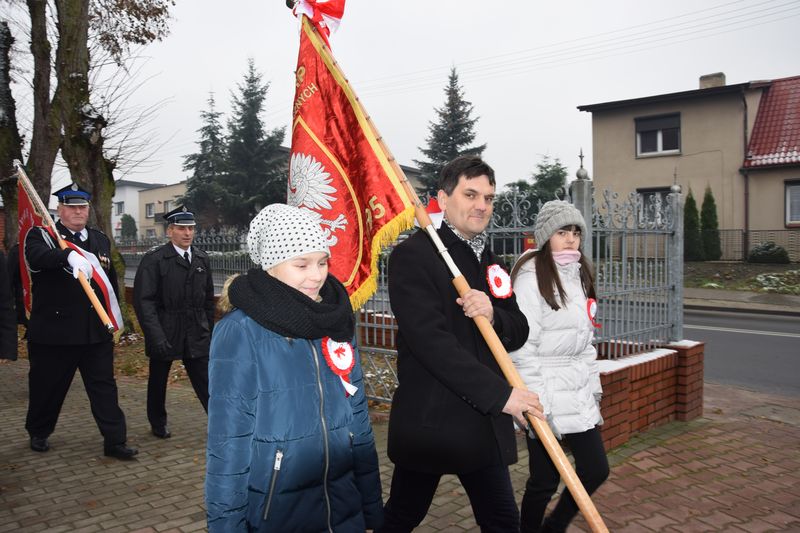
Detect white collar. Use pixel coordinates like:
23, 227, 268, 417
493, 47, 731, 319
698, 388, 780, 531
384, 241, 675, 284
173, 244, 191, 260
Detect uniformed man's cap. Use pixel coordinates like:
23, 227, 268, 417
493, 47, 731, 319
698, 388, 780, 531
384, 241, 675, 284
163, 205, 196, 226
53, 183, 91, 206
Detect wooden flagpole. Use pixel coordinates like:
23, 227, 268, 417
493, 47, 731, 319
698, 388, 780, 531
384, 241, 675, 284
292, 14, 609, 533
14, 161, 116, 332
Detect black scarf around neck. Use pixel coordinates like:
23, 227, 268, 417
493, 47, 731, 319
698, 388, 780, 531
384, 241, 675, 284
228, 269, 354, 342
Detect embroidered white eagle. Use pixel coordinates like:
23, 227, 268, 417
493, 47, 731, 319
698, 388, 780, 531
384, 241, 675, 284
288, 152, 348, 246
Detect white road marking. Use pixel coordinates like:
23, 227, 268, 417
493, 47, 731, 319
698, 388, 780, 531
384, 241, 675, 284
684, 324, 800, 338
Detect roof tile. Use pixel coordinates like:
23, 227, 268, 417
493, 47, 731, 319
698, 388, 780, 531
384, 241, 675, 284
744, 75, 800, 168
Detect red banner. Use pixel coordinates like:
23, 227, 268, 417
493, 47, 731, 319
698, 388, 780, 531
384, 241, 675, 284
289, 15, 413, 309
17, 178, 50, 316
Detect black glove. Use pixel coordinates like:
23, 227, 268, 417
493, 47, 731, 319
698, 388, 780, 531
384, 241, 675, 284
152, 340, 174, 358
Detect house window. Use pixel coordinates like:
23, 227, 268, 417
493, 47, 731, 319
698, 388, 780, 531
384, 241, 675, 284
146, 229, 156, 238
145, 203, 155, 218
114, 201, 124, 216
163, 200, 173, 213
636, 114, 680, 156
637, 186, 671, 225
787, 181, 800, 226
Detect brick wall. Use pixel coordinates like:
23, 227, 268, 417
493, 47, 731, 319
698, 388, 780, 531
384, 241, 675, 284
599, 342, 705, 450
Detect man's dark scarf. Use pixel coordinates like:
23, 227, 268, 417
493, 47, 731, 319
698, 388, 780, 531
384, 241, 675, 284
228, 269, 354, 342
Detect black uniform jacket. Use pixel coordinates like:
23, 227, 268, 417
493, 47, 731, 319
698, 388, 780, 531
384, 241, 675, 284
0, 251, 18, 360
386, 224, 529, 474
24, 221, 118, 345
133, 243, 214, 360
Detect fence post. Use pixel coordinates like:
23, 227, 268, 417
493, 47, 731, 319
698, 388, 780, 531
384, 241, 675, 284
570, 169, 593, 261
669, 184, 684, 341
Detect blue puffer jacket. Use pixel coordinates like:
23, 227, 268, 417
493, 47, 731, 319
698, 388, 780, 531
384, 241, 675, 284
205, 309, 383, 532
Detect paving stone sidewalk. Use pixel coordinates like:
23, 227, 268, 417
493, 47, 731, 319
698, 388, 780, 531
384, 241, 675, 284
1, 358, 799, 532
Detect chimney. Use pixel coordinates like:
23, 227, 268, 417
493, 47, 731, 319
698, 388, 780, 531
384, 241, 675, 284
699, 72, 726, 89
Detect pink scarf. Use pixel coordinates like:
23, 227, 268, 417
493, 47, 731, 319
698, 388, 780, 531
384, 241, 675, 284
552, 250, 581, 266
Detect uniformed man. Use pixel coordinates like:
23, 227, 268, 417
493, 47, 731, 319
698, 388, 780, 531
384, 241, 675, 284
24, 183, 137, 460
133, 206, 214, 439
0, 249, 17, 363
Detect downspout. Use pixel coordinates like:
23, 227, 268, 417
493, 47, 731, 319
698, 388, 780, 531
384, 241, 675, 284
741, 88, 750, 260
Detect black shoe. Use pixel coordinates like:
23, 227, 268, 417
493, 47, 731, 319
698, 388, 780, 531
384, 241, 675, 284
30, 436, 50, 452
103, 443, 139, 460
151, 426, 171, 439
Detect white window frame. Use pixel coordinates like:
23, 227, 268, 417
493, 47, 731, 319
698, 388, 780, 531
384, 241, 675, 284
635, 114, 681, 157
114, 201, 124, 216
786, 181, 800, 227
145, 203, 155, 218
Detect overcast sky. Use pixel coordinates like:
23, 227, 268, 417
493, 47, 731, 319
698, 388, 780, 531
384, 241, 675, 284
104, 0, 799, 191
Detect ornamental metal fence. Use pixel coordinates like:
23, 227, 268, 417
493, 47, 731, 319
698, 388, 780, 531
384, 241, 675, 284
588, 185, 683, 359
118, 181, 685, 403
119, 229, 255, 291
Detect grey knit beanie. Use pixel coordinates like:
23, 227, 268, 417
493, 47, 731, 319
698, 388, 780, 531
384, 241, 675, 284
533, 200, 588, 248
247, 204, 329, 271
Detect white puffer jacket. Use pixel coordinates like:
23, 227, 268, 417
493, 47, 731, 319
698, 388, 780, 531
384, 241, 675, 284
509, 257, 603, 438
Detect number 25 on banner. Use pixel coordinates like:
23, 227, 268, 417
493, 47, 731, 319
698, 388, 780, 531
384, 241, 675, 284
365, 196, 385, 231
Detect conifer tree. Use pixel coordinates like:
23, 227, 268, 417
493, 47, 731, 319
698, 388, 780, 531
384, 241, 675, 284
182, 93, 228, 227
224, 59, 286, 226
700, 185, 722, 260
414, 68, 486, 197
684, 189, 704, 261
120, 214, 137, 239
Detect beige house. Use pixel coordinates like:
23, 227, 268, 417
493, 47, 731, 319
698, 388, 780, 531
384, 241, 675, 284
137, 181, 187, 239
578, 73, 800, 259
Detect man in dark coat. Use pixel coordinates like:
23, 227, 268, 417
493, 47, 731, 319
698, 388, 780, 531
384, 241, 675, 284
133, 206, 214, 439
379, 156, 544, 532
24, 183, 137, 459
6, 243, 28, 330
0, 250, 17, 362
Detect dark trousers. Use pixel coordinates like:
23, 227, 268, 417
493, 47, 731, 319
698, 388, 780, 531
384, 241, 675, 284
521, 427, 609, 532
25, 341, 127, 445
379, 463, 520, 533
146, 356, 208, 428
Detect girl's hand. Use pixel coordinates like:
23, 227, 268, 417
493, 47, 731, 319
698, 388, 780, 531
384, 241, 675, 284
457, 289, 494, 324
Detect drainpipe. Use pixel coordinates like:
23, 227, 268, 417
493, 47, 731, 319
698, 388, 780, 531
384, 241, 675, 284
741, 88, 750, 260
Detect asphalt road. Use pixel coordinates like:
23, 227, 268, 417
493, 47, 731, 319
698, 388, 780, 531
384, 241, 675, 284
684, 308, 800, 397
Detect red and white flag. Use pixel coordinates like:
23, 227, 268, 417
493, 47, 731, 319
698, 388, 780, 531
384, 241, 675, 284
289, 5, 414, 309
17, 178, 50, 317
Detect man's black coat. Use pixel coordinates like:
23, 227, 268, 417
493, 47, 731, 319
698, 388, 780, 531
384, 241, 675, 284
0, 251, 18, 360
133, 243, 214, 360
386, 224, 529, 474
24, 221, 118, 345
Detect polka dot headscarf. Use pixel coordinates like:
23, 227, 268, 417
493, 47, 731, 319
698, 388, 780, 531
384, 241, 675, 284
247, 204, 330, 271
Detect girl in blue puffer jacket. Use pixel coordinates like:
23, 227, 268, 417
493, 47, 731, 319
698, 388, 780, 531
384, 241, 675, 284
205, 204, 383, 532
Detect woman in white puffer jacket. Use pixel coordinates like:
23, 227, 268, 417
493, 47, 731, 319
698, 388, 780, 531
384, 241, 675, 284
509, 200, 609, 533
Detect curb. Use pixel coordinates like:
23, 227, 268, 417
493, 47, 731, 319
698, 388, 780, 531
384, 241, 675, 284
683, 303, 800, 317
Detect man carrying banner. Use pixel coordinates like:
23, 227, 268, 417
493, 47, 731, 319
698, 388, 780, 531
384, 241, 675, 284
380, 156, 544, 532
23, 183, 137, 460
133, 206, 213, 439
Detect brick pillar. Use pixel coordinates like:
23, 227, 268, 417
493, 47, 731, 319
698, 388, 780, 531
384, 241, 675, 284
670, 342, 705, 421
